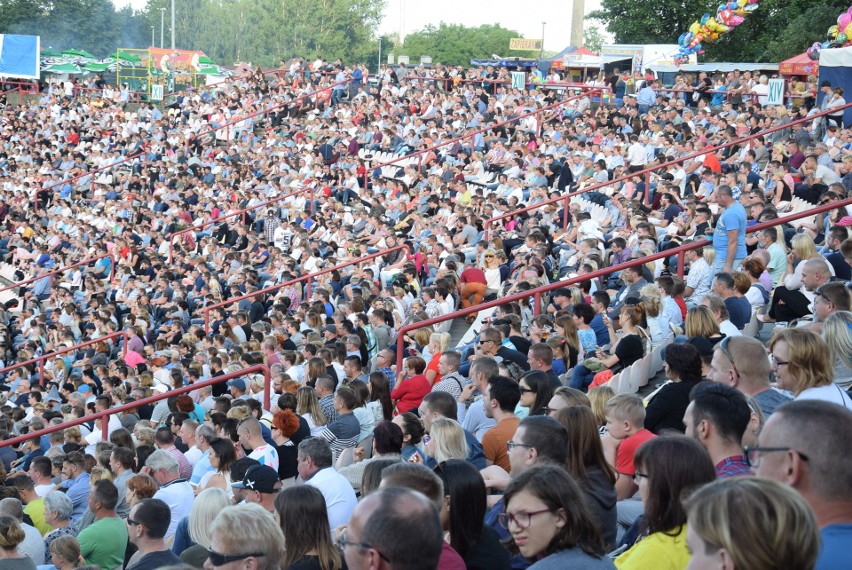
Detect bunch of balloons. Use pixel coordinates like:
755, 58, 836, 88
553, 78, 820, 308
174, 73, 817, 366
674, 0, 760, 65
807, 5, 852, 60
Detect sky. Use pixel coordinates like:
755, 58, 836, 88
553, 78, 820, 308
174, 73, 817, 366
112, 0, 605, 53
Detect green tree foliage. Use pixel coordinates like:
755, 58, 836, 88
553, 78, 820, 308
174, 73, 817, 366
143, 0, 386, 68
399, 23, 532, 67
588, 0, 707, 46
0, 0, 148, 56
589, 0, 851, 62
583, 20, 606, 54
0, 0, 386, 66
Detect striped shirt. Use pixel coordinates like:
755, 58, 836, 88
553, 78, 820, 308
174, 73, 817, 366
320, 412, 360, 461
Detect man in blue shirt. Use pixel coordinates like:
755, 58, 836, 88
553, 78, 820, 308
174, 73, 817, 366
753, 400, 852, 570
58, 451, 91, 523
712, 185, 747, 274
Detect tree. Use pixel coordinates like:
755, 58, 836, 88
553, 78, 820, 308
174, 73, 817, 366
583, 20, 605, 53
400, 23, 527, 67
588, 0, 707, 46
0, 0, 148, 55
589, 0, 851, 63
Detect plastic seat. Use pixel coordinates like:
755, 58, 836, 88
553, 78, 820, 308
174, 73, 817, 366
358, 435, 374, 460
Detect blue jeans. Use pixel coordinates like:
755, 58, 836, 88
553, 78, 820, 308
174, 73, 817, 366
570, 364, 596, 391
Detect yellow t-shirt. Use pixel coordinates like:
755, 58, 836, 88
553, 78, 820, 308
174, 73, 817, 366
615, 525, 689, 570
24, 497, 51, 536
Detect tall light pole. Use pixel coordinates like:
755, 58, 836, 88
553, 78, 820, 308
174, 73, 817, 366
159, 8, 165, 48
541, 21, 546, 59
170, 0, 175, 49
151, 26, 155, 47
378, 36, 382, 73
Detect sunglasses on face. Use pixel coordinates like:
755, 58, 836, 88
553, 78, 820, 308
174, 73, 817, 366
206, 549, 266, 567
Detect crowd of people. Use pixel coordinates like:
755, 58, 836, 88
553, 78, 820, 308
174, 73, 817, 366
0, 56, 848, 570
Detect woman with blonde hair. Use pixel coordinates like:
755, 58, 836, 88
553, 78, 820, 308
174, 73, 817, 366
684, 305, 723, 340
178, 488, 231, 567
587, 385, 616, 433
685, 477, 819, 570
769, 328, 852, 407
424, 331, 451, 385
297, 386, 328, 436
421, 418, 468, 464
822, 310, 852, 388
639, 284, 667, 348
763, 234, 834, 323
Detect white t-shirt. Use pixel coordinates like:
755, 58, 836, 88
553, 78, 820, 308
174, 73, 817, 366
796, 384, 852, 408
249, 444, 280, 471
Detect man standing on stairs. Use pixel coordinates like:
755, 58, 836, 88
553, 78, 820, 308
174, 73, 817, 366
712, 185, 747, 274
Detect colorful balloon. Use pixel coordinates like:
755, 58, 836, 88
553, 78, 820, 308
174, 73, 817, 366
673, 0, 760, 64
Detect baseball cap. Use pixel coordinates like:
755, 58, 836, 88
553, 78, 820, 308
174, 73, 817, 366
227, 378, 247, 392
321, 324, 337, 334
231, 465, 280, 493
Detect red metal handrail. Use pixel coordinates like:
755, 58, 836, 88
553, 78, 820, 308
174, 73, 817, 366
483, 100, 852, 239
363, 88, 603, 190
0, 364, 270, 446
396, 196, 852, 371
0, 254, 115, 296
0, 330, 129, 387
203, 244, 412, 333
167, 185, 315, 260
185, 76, 358, 151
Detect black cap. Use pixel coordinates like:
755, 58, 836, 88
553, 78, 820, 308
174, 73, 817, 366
231, 465, 280, 493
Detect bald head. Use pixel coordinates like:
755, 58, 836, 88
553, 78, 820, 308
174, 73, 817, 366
801, 259, 832, 292
712, 336, 772, 393
346, 486, 443, 570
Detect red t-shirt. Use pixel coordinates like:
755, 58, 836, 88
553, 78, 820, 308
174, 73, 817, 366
615, 429, 656, 476
461, 267, 487, 285
703, 152, 722, 173
426, 352, 443, 385
390, 374, 431, 414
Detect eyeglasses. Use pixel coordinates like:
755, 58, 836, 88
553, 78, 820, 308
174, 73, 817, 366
506, 440, 533, 451
497, 508, 553, 530
337, 531, 391, 562
744, 446, 809, 468
769, 354, 789, 368
126, 517, 142, 526
206, 548, 266, 567
518, 386, 535, 394
633, 471, 649, 482
484, 255, 494, 259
